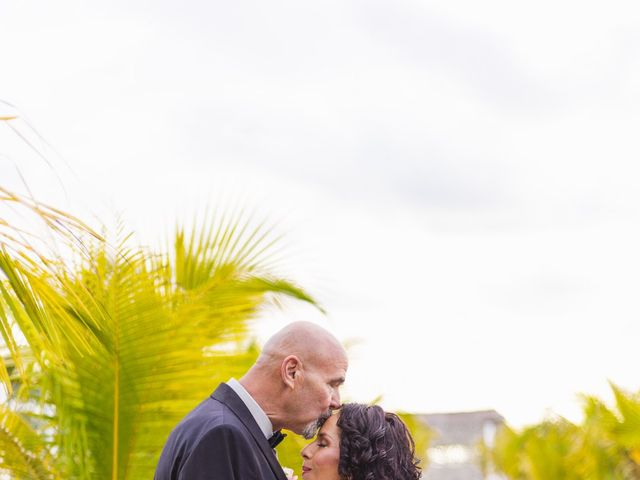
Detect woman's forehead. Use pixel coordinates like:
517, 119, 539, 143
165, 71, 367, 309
319, 412, 340, 438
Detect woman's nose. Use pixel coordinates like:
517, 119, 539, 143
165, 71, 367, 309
301, 444, 311, 459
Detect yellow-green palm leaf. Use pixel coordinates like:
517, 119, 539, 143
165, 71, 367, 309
1, 198, 319, 479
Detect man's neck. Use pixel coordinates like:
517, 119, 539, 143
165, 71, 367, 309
239, 374, 283, 432
227, 378, 274, 438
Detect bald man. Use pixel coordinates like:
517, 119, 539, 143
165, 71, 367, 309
154, 322, 348, 480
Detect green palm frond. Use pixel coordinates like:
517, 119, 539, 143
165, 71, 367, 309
610, 384, 640, 448
1, 196, 320, 479
0, 402, 60, 480
487, 385, 640, 480
0, 187, 103, 396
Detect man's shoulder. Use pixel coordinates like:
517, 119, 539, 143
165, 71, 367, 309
180, 394, 243, 433
192, 421, 253, 449
154, 388, 264, 480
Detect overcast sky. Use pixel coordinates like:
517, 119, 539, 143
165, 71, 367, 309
2, 0, 640, 426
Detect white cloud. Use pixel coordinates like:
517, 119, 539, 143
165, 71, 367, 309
2, 0, 640, 426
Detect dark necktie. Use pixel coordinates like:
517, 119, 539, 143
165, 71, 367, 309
268, 430, 287, 448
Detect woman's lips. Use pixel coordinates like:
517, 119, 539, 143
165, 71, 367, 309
301, 466, 311, 475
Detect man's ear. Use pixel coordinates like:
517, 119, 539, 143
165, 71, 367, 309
281, 355, 301, 389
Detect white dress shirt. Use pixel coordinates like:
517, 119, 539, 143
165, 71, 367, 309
227, 378, 274, 439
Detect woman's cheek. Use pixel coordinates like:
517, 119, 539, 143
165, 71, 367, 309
316, 447, 340, 471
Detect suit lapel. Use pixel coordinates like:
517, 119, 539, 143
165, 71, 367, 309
212, 383, 288, 480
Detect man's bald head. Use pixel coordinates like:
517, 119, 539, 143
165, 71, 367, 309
257, 321, 346, 368
240, 321, 348, 435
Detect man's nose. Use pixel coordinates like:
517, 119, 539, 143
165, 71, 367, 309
329, 389, 341, 409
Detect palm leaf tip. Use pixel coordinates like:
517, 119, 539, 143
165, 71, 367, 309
243, 277, 321, 311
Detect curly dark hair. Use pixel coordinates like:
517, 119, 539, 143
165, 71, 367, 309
334, 403, 422, 480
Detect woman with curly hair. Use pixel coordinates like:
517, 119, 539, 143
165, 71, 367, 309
299, 403, 422, 480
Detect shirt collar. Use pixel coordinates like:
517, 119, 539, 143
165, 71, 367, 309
227, 378, 273, 439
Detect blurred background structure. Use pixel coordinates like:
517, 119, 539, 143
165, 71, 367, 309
421, 410, 505, 480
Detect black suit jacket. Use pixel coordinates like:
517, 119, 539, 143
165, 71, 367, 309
154, 383, 288, 480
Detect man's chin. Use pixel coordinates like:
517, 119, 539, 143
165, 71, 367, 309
301, 422, 318, 440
